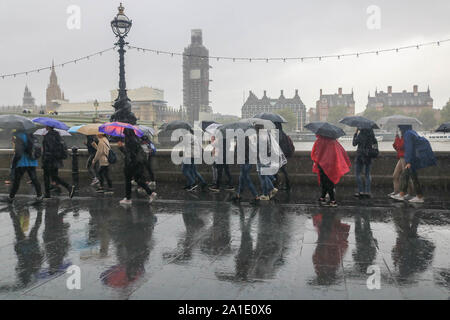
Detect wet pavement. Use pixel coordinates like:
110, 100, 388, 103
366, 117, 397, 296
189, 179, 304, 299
0, 182, 449, 300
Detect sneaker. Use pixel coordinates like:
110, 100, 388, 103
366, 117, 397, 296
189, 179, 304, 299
231, 195, 241, 202
96, 188, 105, 193
224, 185, 235, 191
388, 192, 396, 197
361, 193, 372, 199
269, 188, 278, 199
104, 188, 114, 195
209, 186, 220, 192
354, 193, 362, 198
389, 193, 399, 200
328, 201, 338, 207
90, 178, 99, 186
131, 180, 138, 186
119, 198, 132, 205
259, 195, 270, 201
149, 192, 157, 203
391, 194, 406, 201
69, 185, 76, 199
318, 197, 327, 205
150, 181, 156, 188
408, 196, 424, 203
404, 194, 413, 200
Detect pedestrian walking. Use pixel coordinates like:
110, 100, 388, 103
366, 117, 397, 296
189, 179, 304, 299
391, 125, 436, 203
141, 135, 156, 188
42, 126, 75, 199
255, 125, 277, 200
352, 128, 378, 198
311, 135, 351, 207
5, 135, 16, 185
92, 133, 113, 194
85, 135, 99, 186
389, 125, 414, 197
274, 122, 294, 190
181, 132, 207, 191
7, 131, 43, 203
209, 135, 233, 192
209, 135, 218, 187
231, 136, 260, 204
118, 128, 157, 205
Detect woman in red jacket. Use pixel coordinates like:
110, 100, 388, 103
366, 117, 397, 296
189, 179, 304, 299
390, 126, 413, 198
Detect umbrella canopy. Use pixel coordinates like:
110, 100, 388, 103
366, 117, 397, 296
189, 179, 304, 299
34, 128, 71, 136
164, 120, 192, 132
200, 120, 217, 131
138, 125, 156, 136
0, 115, 36, 131
99, 122, 144, 137
69, 124, 102, 135
339, 116, 379, 129
217, 118, 275, 134
32, 117, 69, 130
305, 122, 346, 139
205, 123, 221, 135
436, 122, 450, 133
240, 118, 276, 129
378, 115, 423, 127
253, 112, 287, 123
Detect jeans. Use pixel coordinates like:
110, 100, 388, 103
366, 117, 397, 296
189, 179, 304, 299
182, 163, 206, 186
257, 165, 274, 196
215, 164, 232, 187
237, 164, 258, 197
355, 157, 372, 194
43, 165, 70, 197
9, 167, 42, 198
190, 164, 206, 185
319, 165, 335, 202
400, 168, 423, 196
86, 154, 98, 179
98, 166, 112, 189
124, 164, 153, 200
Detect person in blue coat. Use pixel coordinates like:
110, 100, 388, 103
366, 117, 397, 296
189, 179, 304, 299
391, 125, 436, 203
7, 131, 43, 203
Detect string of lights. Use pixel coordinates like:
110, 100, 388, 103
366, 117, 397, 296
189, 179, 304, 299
128, 37, 450, 62
0, 47, 116, 80
1, 37, 449, 80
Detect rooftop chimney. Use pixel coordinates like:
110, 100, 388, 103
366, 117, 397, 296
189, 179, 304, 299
295, 89, 299, 96
338, 87, 342, 95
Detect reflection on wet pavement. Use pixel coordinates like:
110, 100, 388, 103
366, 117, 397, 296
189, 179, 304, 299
0, 197, 449, 300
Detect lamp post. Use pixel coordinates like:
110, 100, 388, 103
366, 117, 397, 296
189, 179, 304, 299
110, 3, 136, 124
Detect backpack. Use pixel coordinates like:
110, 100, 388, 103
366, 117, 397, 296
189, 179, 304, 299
28, 135, 42, 160
283, 134, 295, 158
106, 144, 117, 164
413, 136, 436, 169
54, 138, 68, 160
367, 140, 379, 159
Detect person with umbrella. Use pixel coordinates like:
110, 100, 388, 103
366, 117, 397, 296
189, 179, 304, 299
180, 130, 207, 191
86, 135, 100, 186
389, 125, 414, 198
6, 130, 43, 203
352, 127, 378, 198
209, 133, 234, 192
140, 135, 157, 189
41, 125, 75, 199
255, 125, 277, 200
306, 122, 350, 207
91, 133, 113, 194
117, 128, 157, 205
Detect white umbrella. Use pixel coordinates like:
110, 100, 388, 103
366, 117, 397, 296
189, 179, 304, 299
34, 128, 71, 136
205, 123, 221, 135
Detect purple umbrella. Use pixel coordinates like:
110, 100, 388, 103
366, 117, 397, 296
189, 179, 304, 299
32, 117, 69, 130
99, 122, 144, 137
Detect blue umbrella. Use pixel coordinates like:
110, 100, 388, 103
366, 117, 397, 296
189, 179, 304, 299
32, 117, 69, 130
68, 125, 84, 133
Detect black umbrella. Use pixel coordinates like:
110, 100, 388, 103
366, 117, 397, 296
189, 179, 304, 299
218, 118, 275, 134
0, 115, 36, 131
436, 122, 450, 133
305, 122, 346, 139
339, 116, 379, 129
253, 112, 287, 123
164, 120, 192, 132
200, 120, 217, 132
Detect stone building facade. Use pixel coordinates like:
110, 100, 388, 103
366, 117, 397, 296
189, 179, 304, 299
241, 90, 307, 131
366, 85, 433, 115
315, 88, 355, 122
46, 61, 65, 112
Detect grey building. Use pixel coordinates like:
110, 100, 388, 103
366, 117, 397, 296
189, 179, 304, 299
183, 29, 211, 124
22, 85, 35, 109
241, 90, 307, 131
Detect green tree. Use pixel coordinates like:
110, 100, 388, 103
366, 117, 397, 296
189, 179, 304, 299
275, 108, 297, 132
327, 105, 349, 126
418, 109, 437, 130
440, 100, 450, 123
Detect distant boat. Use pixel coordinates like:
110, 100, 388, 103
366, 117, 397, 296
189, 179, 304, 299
422, 132, 450, 142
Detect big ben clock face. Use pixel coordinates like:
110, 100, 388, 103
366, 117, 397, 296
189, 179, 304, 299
190, 69, 201, 79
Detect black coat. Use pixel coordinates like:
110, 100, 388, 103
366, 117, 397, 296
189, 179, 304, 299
352, 129, 377, 163
42, 130, 65, 169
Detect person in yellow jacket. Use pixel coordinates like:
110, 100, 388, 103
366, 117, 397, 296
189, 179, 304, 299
92, 133, 113, 194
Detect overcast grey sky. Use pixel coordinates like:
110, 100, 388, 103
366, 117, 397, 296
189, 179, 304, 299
1, 0, 450, 115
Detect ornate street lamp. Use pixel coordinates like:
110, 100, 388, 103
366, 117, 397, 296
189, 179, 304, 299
110, 3, 137, 124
